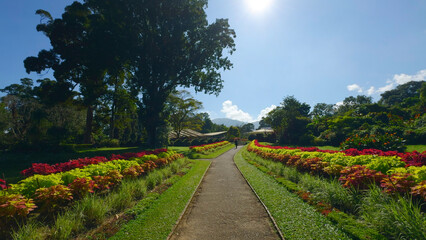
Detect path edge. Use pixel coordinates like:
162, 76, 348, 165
166, 160, 211, 240
233, 148, 285, 240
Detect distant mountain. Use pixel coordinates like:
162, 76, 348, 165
251, 121, 260, 129
212, 118, 260, 129
212, 118, 245, 127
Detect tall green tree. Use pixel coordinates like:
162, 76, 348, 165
167, 90, 203, 139
24, 3, 119, 143
311, 103, 335, 119
88, 0, 236, 147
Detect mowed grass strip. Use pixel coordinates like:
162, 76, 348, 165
234, 149, 351, 240
110, 160, 210, 240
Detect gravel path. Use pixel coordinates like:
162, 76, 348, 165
169, 147, 280, 240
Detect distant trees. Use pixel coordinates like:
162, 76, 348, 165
227, 126, 240, 140
379, 81, 424, 107
0, 78, 86, 150
263, 96, 311, 145
259, 82, 425, 147
198, 113, 228, 133
240, 123, 255, 135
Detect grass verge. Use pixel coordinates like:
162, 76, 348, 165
234, 148, 350, 240
110, 160, 210, 240
406, 145, 426, 152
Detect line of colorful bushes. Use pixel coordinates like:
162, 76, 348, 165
189, 141, 231, 154
20, 149, 168, 177
254, 141, 425, 167
247, 140, 426, 200
0, 149, 184, 221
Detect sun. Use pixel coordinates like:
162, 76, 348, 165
245, 0, 274, 15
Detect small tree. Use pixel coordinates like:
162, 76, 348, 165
167, 90, 203, 139
227, 126, 240, 140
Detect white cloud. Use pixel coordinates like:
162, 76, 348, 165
393, 70, 426, 85
220, 101, 277, 123
346, 69, 426, 96
377, 82, 395, 93
256, 105, 277, 121
366, 86, 376, 96
347, 84, 363, 93
221, 100, 254, 122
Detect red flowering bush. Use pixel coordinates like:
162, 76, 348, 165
93, 176, 113, 191
340, 133, 406, 152
21, 163, 57, 177
286, 155, 302, 166
141, 161, 157, 172
21, 149, 169, 177
68, 178, 96, 199
380, 173, 416, 195
0, 179, 6, 190
106, 170, 123, 185
339, 165, 385, 190
402, 151, 426, 167
34, 185, 73, 213
300, 158, 328, 174
411, 181, 426, 201
0, 194, 36, 218
122, 165, 144, 179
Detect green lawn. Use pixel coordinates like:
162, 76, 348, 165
406, 145, 426, 152
234, 148, 350, 240
111, 160, 210, 240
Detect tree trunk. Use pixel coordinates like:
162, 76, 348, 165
144, 95, 165, 148
84, 105, 93, 144
110, 89, 116, 139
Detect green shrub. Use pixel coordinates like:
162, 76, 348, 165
360, 186, 425, 239
146, 172, 162, 190
98, 139, 120, 147
11, 221, 46, 240
340, 133, 406, 152
76, 195, 109, 227
106, 190, 133, 213
52, 212, 83, 240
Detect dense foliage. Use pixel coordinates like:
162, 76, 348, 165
262, 81, 425, 147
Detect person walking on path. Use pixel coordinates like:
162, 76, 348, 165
234, 138, 238, 149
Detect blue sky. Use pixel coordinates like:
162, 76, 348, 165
1, 0, 425, 123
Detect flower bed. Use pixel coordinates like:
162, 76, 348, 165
21, 149, 168, 177
247, 140, 426, 200
189, 141, 231, 154
0, 149, 184, 223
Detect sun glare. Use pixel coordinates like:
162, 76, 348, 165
245, 0, 274, 15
